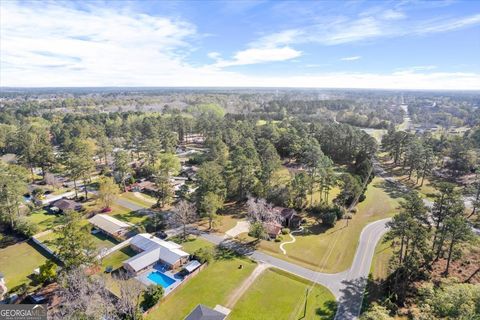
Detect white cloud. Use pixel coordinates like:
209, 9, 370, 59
341, 56, 361, 61
0, 1, 479, 90
214, 46, 301, 67
380, 9, 406, 20
207, 52, 221, 60
416, 14, 480, 34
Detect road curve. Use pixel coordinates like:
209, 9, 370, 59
200, 218, 391, 320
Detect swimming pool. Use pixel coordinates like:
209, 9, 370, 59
147, 271, 176, 288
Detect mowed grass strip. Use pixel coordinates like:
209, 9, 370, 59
0, 241, 49, 289
229, 268, 336, 320
258, 177, 401, 273
118, 192, 154, 208
146, 258, 256, 320
370, 235, 393, 280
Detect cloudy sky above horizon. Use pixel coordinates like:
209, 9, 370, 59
1, 0, 480, 89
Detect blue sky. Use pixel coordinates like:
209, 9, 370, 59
1, 0, 479, 89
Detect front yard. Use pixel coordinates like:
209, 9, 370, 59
254, 176, 402, 273
229, 268, 336, 320
146, 258, 257, 320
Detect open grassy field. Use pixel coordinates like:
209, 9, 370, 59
229, 268, 336, 320
0, 241, 49, 289
255, 177, 402, 273
146, 258, 257, 320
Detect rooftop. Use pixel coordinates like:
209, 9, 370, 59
184, 304, 227, 320
124, 234, 189, 272
88, 214, 132, 235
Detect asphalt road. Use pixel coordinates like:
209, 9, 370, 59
200, 218, 391, 320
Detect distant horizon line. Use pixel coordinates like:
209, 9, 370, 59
1, 86, 479, 93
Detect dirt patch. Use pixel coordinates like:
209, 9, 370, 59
430, 247, 480, 284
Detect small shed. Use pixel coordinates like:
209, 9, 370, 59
183, 260, 201, 273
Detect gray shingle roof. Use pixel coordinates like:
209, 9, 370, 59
184, 304, 227, 320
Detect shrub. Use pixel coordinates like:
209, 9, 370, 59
281, 228, 290, 235
332, 206, 344, 220
142, 285, 164, 309
15, 218, 38, 237
274, 237, 282, 242
37, 260, 57, 284
248, 221, 267, 240
358, 193, 366, 203
321, 211, 337, 227
194, 247, 215, 264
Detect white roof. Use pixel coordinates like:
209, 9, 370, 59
124, 234, 189, 271
89, 214, 131, 235
184, 260, 201, 273
130, 233, 183, 251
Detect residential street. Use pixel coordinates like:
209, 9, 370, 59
200, 218, 391, 320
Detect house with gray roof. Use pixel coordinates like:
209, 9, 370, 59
184, 304, 228, 320
88, 214, 132, 239
123, 233, 189, 274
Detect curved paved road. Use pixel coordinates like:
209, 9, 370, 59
200, 218, 391, 320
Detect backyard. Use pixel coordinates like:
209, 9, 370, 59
229, 268, 336, 320
26, 209, 63, 232
0, 241, 50, 289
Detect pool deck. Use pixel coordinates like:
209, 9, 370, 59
135, 263, 185, 296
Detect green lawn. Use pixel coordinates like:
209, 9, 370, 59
363, 235, 394, 313
0, 241, 49, 289
146, 258, 256, 320
257, 177, 402, 273
101, 246, 136, 270
229, 269, 336, 320
119, 192, 154, 208
26, 210, 63, 232
177, 237, 215, 254
111, 204, 149, 224
37, 229, 118, 253
370, 236, 393, 280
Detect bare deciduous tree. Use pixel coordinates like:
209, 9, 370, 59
170, 200, 198, 239
45, 172, 60, 190
246, 196, 282, 225
53, 268, 118, 320
116, 271, 144, 320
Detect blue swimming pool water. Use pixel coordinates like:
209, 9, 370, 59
147, 271, 176, 288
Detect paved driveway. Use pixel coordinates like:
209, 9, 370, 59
225, 221, 250, 238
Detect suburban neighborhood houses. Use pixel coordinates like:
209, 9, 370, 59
2, 88, 478, 320
1, 1, 480, 319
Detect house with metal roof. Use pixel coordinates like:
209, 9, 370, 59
88, 214, 132, 239
123, 234, 189, 274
